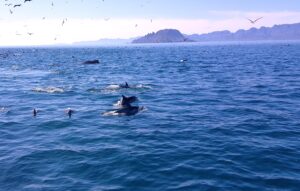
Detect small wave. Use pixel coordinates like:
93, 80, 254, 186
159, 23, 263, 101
135, 84, 152, 89
13, 53, 22, 57
102, 110, 122, 116
32, 87, 64, 94
0, 107, 8, 113
87, 88, 102, 93
0, 53, 9, 59
113, 100, 122, 107
104, 84, 152, 91
105, 84, 122, 90
0, 68, 53, 78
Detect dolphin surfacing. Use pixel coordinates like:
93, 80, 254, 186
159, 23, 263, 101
116, 95, 138, 107
103, 106, 144, 116
83, 60, 100, 65
103, 95, 144, 116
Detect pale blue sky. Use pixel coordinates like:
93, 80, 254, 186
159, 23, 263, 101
1, 0, 300, 45
1, 0, 300, 20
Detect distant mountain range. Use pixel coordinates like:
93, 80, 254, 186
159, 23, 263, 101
72, 22, 300, 45
187, 23, 300, 42
132, 29, 193, 43
73, 38, 135, 46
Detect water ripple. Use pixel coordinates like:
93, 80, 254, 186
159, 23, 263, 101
1, 43, 300, 190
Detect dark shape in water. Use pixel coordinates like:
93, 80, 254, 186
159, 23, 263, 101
83, 60, 100, 64
104, 95, 143, 116
119, 95, 138, 107
65, 108, 74, 118
180, 59, 188, 63
120, 82, 130, 88
33, 108, 37, 117
104, 105, 144, 116
114, 105, 144, 116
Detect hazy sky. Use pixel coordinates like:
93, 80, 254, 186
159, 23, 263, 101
0, 0, 300, 45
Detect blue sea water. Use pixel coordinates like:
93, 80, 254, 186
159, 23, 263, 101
0, 42, 300, 191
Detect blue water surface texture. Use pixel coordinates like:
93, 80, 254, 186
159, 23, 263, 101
0, 42, 300, 191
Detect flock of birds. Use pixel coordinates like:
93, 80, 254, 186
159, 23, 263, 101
1, 0, 264, 41
4, 0, 32, 15
1, 0, 153, 40
3, 0, 66, 39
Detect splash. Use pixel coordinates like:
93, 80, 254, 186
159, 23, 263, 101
32, 87, 64, 94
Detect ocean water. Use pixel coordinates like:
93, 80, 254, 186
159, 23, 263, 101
0, 42, 300, 191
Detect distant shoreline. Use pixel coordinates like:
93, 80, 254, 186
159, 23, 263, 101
1, 40, 300, 48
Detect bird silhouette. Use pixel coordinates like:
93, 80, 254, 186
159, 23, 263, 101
13, 4, 22, 8
247, 17, 263, 24
61, 18, 67, 26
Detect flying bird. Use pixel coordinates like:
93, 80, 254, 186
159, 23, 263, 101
247, 17, 263, 24
13, 4, 22, 8
61, 18, 67, 26
24, 0, 32, 3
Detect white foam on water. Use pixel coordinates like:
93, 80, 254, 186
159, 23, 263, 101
0, 68, 53, 78
32, 87, 64, 93
102, 110, 121, 116
105, 84, 121, 90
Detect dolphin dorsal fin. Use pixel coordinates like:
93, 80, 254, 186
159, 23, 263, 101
125, 82, 129, 88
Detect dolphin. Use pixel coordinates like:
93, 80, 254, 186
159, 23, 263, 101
103, 106, 144, 116
119, 82, 130, 89
104, 95, 144, 116
65, 108, 74, 118
117, 95, 138, 107
83, 60, 100, 64
33, 108, 37, 117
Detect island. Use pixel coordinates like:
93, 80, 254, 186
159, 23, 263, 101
132, 29, 194, 44
72, 22, 300, 46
